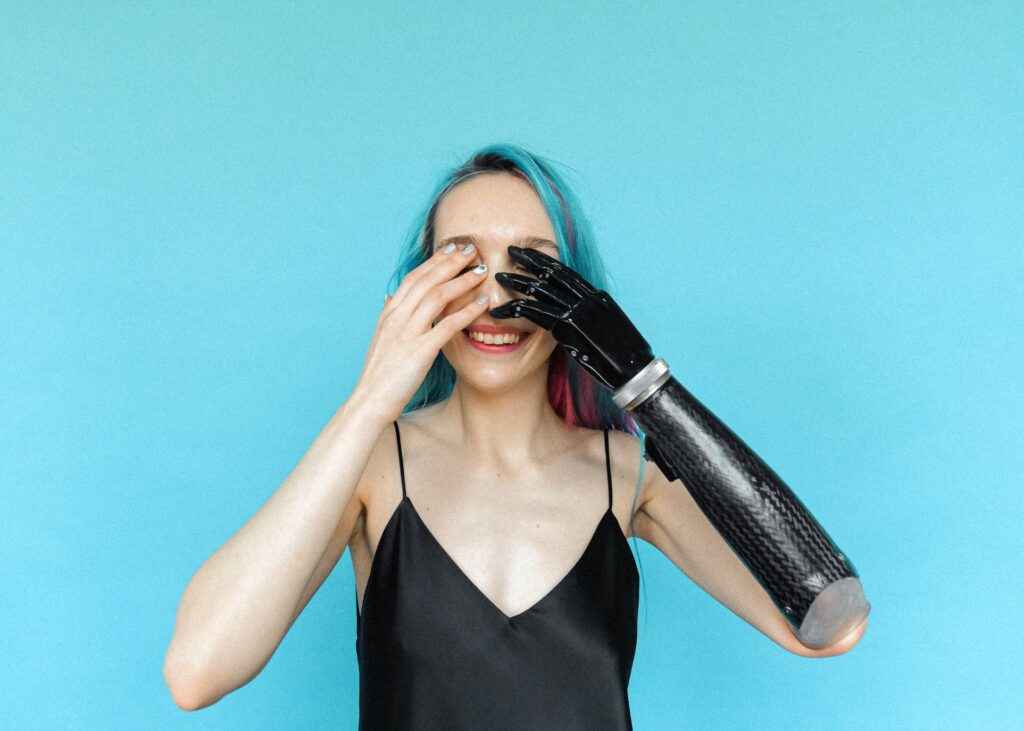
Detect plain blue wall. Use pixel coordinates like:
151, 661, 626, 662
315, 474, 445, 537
2, 2, 1021, 728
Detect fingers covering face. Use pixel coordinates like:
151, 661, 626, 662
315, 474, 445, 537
390, 242, 477, 312
493, 272, 574, 310
489, 245, 593, 328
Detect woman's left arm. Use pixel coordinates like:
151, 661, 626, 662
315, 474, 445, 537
632, 441, 868, 657
490, 245, 871, 654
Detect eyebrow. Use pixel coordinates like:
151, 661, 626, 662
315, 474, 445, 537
432, 235, 558, 253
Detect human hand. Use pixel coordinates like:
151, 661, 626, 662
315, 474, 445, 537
350, 243, 491, 426
489, 245, 655, 391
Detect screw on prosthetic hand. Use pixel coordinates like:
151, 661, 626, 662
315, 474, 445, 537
489, 245, 654, 391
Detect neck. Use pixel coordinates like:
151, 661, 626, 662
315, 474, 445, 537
437, 359, 574, 464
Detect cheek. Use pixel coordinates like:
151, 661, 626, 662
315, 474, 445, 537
531, 329, 559, 354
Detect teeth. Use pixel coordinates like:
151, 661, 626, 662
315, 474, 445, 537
467, 331, 522, 345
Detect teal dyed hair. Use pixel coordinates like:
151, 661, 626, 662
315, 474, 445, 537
386, 143, 651, 621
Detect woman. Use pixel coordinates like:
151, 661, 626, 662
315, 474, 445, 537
164, 144, 870, 728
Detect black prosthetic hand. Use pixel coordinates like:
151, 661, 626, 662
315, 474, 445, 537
491, 245, 870, 650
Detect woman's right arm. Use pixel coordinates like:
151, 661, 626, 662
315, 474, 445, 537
162, 239, 490, 711
162, 396, 389, 711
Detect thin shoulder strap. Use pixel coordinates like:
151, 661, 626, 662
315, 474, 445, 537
393, 420, 407, 499
603, 428, 613, 511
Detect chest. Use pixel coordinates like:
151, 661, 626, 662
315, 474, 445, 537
355, 447, 627, 620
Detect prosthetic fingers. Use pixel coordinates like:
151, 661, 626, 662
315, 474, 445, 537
490, 245, 871, 650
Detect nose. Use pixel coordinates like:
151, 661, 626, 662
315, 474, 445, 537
466, 250, 520, 301
474, 257, 520, 308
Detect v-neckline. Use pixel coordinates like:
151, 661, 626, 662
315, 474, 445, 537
403, 495, 617, 623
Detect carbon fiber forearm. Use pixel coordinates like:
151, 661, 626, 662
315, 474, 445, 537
632, 376, 870, 649
487, 245, 870, 648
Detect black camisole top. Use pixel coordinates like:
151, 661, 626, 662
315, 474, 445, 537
355, 420, 640, 730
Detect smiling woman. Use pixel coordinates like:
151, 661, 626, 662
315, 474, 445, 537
163, 143, 867, 729
351, 145, 653, 729
391, 147, 630, 432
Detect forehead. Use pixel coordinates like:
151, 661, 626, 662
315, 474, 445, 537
434, 173, 558, 246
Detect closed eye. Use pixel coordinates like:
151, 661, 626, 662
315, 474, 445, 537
460, 264, 529, 275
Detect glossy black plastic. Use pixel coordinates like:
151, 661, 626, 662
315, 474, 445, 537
490, 245, 866, 640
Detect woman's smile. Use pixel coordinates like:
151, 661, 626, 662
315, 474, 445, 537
462, 325, 533, 353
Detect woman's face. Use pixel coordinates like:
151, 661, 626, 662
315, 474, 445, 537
432, 172, 562, 391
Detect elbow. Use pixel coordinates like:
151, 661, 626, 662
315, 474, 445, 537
789, 582, 872, 658
791, 614, 869, 659
163, 644, 221, 712
168, 686, 206, 713
164, 658, 206, 711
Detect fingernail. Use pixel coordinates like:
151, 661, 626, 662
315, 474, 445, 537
441, 242, 456, 253
461, 243, 475, 255
472, 263, 487, 275
476, 295, 488, 304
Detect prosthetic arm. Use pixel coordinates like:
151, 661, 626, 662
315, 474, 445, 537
490, 245, 871, 650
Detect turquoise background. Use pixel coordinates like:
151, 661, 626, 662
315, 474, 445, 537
2, 2, 1021, 729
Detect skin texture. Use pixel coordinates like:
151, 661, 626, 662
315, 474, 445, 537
165, 171, 861, 712
163, 172, 605, 713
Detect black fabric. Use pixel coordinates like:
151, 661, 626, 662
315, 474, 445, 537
355, 421, 640, 730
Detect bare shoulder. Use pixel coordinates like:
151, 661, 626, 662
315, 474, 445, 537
605, 427, 682, 538
350, 408, 436, 533
576, 426, 648, 536
570, 425, 644, 478
348, 416, 403, 534
603, 426, 643, 464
